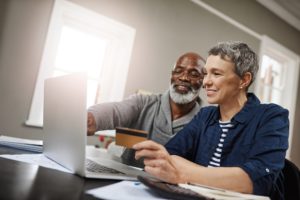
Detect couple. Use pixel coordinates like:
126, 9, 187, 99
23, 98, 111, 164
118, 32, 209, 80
89, 41, 289, 199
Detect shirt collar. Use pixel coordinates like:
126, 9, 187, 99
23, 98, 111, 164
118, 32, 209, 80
210, 93, 261, 125
233, 93, 260, 123
161, 90, 172, 125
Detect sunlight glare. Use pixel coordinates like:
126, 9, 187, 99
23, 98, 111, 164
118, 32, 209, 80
54, 26, 108, 78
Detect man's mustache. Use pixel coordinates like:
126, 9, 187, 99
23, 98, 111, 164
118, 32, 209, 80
173, 82, 192, 90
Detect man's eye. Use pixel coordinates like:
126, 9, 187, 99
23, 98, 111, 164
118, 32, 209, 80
189, 71, 201, 78
173, 69, 182, 73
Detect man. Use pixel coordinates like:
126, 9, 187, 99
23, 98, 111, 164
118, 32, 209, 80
87, 52, 205, 141
87, 52, 205, 164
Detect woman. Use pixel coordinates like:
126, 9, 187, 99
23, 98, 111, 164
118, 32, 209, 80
133, 41, 289, 198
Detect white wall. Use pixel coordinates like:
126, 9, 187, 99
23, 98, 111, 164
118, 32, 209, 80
0, 0, 299, 167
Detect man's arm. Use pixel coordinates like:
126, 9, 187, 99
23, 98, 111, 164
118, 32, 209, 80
86, 94, 152, 135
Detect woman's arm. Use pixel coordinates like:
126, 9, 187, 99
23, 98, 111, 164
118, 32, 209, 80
171, 155, 253, 193
133, 140, 253, 194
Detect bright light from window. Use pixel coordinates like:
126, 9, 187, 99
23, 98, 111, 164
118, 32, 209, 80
258, 55, 285, 104
54, 26, 108, 79
53, 25, 108, 107
260, 55, 284, 89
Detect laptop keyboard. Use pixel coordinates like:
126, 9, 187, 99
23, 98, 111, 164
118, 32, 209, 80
86, 159, 125, 175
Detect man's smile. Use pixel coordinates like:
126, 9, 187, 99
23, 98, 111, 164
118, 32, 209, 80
174, 82, 192, 93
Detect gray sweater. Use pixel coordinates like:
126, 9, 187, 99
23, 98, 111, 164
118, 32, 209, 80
88, 90, 201, 145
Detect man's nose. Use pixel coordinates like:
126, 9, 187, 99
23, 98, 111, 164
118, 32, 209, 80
179, 71, 189, 81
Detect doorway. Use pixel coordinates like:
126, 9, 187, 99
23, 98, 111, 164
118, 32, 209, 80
255, 36, 300, 158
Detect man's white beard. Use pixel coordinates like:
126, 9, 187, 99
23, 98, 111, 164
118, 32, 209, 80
169, 83, 200, 104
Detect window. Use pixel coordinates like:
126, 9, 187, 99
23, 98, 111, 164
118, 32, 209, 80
26, 0, 135, 127
256, 54, 286, 104
255, 36, 300, 158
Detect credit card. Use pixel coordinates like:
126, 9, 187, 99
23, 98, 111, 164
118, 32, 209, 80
115, 127, 148, 148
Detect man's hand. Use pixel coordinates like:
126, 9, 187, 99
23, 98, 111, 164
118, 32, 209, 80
133, 140, 186, 184
87, 112, 96, 136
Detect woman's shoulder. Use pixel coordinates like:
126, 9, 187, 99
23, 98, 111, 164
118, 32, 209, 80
195, 105, 218, 120
259, 102, 288, 113
248, 93, 288, 114
255, 103, 289, 122
200, 105, 218, 112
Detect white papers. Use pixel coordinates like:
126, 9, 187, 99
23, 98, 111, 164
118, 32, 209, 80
86, 181, 167, 200
179, 183, 270, 200
0, 135, 43, 153
0, 145, 108, 174
0, 154, 71, 173
95, 130, 116, 137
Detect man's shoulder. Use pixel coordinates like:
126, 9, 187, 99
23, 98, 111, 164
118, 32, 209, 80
126, 92, 162, 106
128, 92, 162, 100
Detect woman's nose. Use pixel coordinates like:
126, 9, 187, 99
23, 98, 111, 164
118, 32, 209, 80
202, 75, 211, 87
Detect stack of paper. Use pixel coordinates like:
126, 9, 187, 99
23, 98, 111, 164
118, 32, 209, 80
0, 135, 43, 153
0, 154, 71, 173
86, 181, 166, 200
179, 183, 270, 200
86, 180, 271, 200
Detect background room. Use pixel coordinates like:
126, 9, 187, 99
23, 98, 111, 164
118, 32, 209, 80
0, 0, 299, 167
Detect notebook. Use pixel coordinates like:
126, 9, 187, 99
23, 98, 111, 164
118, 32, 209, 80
43, 72, 147, 180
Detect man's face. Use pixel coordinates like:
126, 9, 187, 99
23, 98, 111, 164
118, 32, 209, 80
170, 55, 204, 104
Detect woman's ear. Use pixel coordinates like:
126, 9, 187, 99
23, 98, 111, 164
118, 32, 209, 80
240, 72, 252, 89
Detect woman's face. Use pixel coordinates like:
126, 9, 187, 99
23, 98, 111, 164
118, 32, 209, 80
203, 55, 243, 105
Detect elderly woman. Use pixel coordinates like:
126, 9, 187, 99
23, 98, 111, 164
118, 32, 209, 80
133, 41, 289, 198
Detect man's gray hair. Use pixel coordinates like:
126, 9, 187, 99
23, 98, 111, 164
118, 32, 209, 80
208, 41, 259, 87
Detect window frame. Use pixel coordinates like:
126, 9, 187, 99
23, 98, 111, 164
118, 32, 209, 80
25, 0, 135, 127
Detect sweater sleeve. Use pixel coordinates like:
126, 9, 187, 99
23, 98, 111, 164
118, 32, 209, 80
87, 94, 144, 130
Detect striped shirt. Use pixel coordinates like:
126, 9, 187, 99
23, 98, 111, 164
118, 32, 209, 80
208, 120, 234, 167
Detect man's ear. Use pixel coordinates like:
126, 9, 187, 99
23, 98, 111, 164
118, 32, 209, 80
240, 72, 252, 89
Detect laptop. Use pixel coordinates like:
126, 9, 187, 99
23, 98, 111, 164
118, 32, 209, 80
43, 72, 147, 180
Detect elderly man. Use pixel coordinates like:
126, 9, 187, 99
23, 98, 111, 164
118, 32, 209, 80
87, 52, 205, 164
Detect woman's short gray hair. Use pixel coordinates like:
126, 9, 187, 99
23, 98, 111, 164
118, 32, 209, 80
208, 41, 259, 87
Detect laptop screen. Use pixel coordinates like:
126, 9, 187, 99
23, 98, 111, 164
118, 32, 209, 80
43, 72, 87, 175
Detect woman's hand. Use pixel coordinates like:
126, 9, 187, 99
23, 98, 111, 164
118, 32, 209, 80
133, 140, 186, 184
133, 141, 253, 193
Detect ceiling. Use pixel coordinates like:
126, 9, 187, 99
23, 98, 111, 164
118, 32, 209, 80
257, 0, 300, 32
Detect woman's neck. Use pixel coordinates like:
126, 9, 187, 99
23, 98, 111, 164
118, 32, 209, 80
219, 93, 247, 122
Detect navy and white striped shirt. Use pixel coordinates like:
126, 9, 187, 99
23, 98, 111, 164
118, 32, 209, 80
208, 121, 234, 167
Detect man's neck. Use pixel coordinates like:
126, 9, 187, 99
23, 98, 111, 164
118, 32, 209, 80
170, 97, 196, 121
